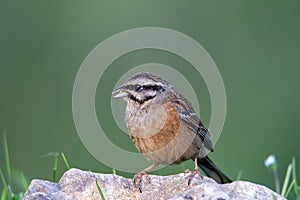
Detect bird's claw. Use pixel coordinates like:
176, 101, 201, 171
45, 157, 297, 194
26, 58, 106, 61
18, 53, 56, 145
185, 168, 203, 186
133, 171, 150, 193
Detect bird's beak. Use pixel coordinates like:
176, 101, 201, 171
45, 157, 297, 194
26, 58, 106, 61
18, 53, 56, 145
112, 85, 128, 99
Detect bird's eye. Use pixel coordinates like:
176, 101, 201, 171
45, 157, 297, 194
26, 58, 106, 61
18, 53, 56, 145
135, 86, 143, 92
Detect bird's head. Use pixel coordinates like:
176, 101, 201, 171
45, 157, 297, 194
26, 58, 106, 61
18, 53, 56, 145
112, 72, 170, 105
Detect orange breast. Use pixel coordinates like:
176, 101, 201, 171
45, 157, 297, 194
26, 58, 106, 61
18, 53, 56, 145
130, 102, 180, 152
128, 102, 200, 165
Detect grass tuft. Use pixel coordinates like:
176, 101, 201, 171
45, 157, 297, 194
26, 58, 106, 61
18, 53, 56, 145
265, 155, 300, 199
40, 152, 72, 183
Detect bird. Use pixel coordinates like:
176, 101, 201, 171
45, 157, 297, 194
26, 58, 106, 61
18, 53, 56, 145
112, 72, 231, 191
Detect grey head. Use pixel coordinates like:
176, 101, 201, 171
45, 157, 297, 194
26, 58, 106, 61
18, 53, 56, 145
112, 72, 172, 105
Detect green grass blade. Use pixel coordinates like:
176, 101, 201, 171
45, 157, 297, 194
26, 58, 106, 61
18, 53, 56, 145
285, 179, 295, 198
9, 190, 14, 200
228, 171, 242, 200
1, 186, 7, 200
292, 157, 298, 185
53, 155, 58, 182
292, 157, 300, 199
236, 170, 243, 180
1, 166, 13, 199
20, 172, 28, 190
95, 178, 105, 200
112, 169, 117, 175
0, 168, 7, 187
14, 193, 23, 200
281, 163, 292, 196
3, 131, 11, 184
61, 152, 70, 170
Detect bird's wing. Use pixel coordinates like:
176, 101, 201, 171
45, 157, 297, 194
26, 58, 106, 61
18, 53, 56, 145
172, 96, 214, 152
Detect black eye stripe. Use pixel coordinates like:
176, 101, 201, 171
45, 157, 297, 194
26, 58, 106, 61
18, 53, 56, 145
128, 84, 165, 92
142, 85, 163, 91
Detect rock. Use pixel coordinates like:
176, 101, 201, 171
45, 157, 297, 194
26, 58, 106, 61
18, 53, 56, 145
23, 168, 286, 200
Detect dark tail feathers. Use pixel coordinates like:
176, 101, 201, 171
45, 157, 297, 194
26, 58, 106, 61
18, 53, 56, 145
197, 156, 232, 184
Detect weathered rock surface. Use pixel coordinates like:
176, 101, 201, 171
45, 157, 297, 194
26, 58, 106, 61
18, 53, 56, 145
23, 168, 286, 200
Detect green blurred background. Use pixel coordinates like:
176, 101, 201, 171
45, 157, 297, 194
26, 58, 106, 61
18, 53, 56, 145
1, 0, 300, 193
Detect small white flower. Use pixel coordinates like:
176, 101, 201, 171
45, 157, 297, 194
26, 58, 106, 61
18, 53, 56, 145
264, 154, 276, 167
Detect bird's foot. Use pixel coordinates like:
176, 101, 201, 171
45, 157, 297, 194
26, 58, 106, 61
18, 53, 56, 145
184, 168, 203, 186
133, 170, 150, 193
